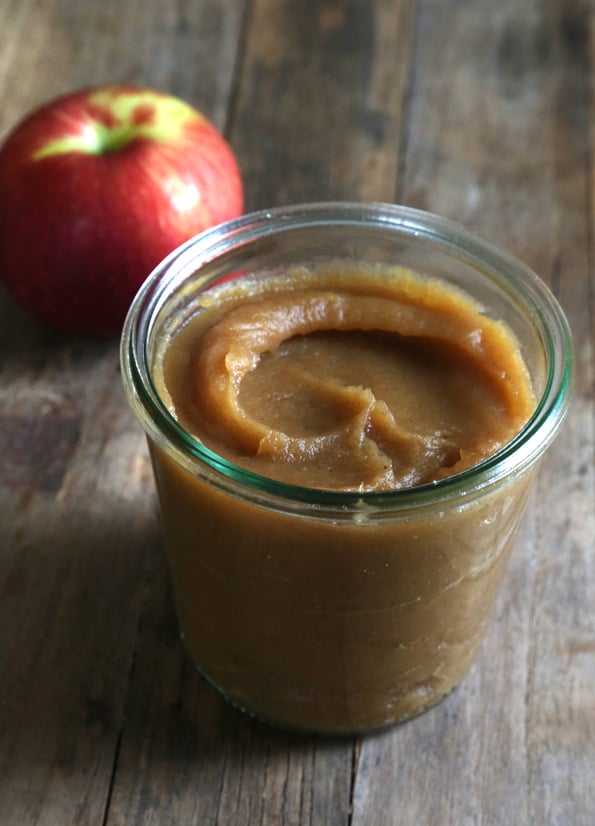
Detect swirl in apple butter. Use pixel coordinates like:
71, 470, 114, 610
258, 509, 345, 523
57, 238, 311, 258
156, 264, 534, 491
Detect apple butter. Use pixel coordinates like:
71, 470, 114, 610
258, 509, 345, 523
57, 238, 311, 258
147, 262, 536, 731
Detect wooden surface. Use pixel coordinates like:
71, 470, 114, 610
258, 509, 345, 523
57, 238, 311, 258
0, 0, 593, 823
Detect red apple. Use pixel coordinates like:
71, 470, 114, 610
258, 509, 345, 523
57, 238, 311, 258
0, 85, 244, 336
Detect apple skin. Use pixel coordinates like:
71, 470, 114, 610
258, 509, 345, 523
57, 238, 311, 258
0, 85, 244, 336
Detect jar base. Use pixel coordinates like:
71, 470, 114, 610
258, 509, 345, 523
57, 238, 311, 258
181, 629, 460, 737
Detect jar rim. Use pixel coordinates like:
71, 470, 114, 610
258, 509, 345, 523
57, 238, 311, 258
121, 201, 574, 517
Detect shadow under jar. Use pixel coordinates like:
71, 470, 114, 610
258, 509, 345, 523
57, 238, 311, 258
121, 203, 573, 734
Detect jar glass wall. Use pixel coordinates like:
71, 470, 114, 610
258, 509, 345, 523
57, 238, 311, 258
121, 203, 573, 734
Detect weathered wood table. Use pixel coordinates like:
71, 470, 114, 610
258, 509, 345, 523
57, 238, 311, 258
1, 1, 593, 823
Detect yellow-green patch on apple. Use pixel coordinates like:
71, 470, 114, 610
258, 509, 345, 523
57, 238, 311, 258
34, 88, 207, 160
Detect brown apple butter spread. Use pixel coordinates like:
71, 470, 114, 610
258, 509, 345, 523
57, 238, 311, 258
155, 263, 534, 490
148, 262, 537, 732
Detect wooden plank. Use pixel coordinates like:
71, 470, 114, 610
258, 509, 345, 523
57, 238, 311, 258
103, 1, 416, 824
0, 358, 159, 826
233, 0, 415, 208
519, 4, 595, 821
0, 0, 242, 139
351, 1, 595, 824
0, 1, 248, 824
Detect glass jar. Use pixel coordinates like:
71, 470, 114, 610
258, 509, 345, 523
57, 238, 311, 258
121, 203, 573, 734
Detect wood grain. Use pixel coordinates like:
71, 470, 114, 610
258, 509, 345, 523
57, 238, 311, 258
0, 0, 592, 824
233, 0, 415, 207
